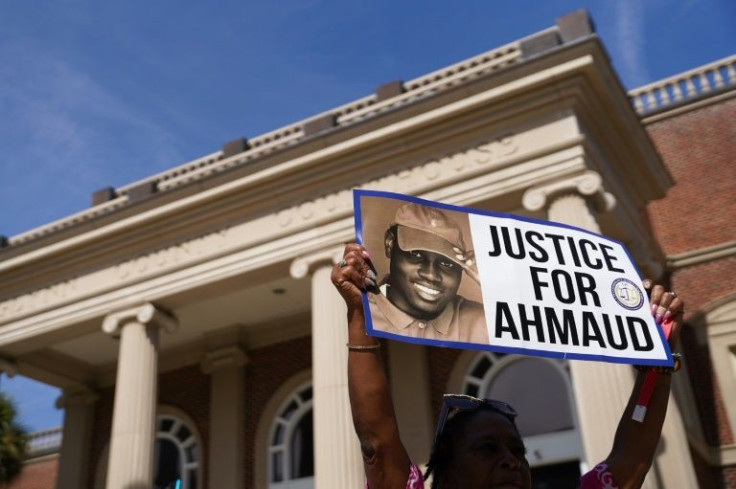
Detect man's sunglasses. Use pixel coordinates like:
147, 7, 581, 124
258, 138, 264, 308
432, 394, 518, 447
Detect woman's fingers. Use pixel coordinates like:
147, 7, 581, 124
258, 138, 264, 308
646, 282, 684, 346
332, 244, 377, 292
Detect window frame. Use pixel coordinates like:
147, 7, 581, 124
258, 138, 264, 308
267, 380, 314, 488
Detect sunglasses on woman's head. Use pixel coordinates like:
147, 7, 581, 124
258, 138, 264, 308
432, 394, 518, 446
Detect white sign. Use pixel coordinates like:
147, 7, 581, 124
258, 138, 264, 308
355, 190, 673, 366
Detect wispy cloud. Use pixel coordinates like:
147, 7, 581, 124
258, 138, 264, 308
0, 41, 182, 235
613, 0, 651, 87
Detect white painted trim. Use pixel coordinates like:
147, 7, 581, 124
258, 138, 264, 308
667, 241, 736, 269
255, 370, 313, 489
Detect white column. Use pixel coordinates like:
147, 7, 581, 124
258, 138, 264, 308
291, 250, 365, 489
524, 175, 696, 488
102, 303, 177, 489
55, 389, 97, 489
548, 192, 670, 489
202, 346, 248, 489
545, 192, 644, 468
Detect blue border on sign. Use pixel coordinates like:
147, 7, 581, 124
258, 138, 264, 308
353, 189, 674, 367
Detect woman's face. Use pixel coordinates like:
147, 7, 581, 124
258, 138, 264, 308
440, 410, 531, 489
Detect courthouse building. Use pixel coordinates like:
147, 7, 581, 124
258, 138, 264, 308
2, 11, 735, 489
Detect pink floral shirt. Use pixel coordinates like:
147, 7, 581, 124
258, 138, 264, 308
365, 462, 618, 489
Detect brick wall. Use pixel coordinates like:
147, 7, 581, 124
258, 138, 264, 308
158, 365, 211, 484
244, 336, 312, 489
646, 97, 736, 255
644, 96, 736, 488
6, 456, 58, 489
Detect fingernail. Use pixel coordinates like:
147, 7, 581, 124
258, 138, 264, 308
663, 310, 672, 321
362, 250, 371, 259
365, 277, 377, 288
651, 304, 658, 315
367, 270, 376, 279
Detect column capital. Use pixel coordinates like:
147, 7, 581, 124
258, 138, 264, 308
201, 346, 248, 374
522, 170, 616, 213
55, 388, 99, 409
102, 302, 178, 337
290, 246, 344, 279
0, 356, 18, 378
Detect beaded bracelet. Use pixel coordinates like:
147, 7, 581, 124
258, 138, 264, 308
346, 343, 381, 352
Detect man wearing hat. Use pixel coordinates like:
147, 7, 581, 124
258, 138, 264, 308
368, 203, 490, 344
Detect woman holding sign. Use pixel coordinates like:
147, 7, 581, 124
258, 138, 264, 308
332, 243, 683, 489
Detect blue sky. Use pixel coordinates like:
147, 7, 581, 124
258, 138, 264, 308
0, 1, 734, 431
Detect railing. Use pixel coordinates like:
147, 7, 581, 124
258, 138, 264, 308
26, 427, 62, 457
629, 55, 736, 115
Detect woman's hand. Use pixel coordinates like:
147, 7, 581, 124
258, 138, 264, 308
331, 243, 377, 310
645, 280, 684, 348
331, 244, 378, 312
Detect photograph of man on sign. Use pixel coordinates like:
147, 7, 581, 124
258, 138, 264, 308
361, 198, 490, 344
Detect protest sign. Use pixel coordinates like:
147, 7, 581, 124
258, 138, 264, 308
354, 189, 673, 367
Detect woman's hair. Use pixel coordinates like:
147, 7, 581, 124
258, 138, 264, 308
423, 407, 519, 489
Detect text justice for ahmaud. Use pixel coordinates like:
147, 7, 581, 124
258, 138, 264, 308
486, 225, 655, 353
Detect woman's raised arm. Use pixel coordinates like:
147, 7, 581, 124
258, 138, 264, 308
331, 244, 412, 489
604, 283, 684, 489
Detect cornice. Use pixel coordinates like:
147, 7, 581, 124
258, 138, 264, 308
0, 136, 587, 337
0, 133, 583, 328
0, 39, 672, 344
0, 44, 599, 277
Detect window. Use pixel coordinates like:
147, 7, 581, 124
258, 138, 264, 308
268, 383, 314, 489
463, 352, 584, 486
154, 414, 201, 489
94, 410, 202, 489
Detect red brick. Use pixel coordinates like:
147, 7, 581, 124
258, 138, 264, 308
7, 456, 58, 489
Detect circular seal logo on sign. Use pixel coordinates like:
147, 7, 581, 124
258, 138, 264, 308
611, 278, 645, 310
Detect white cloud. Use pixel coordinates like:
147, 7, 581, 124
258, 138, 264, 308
613, 0, 651, 87
0, 41, 183, 235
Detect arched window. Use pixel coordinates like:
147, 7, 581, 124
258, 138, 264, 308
94, 410, 202, 489
268, 382, 314, 489
463, 352, 584, 485
154, 414, 201, 489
